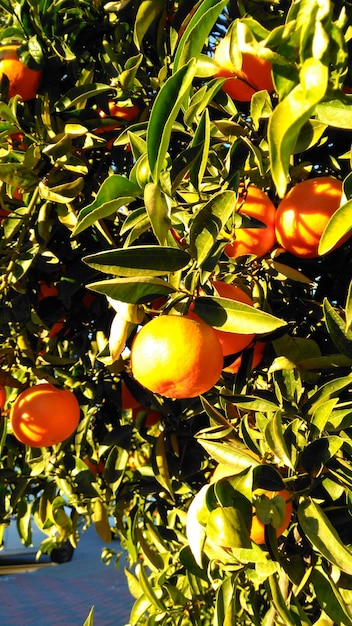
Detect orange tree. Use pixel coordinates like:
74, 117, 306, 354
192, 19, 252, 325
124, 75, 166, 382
0, 0, 352, 623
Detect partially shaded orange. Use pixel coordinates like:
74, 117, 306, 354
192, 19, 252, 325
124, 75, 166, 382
214, 37, 274, 102
224, 186, 276, 258
275, 177, 349, 258
11, 383, 80, 447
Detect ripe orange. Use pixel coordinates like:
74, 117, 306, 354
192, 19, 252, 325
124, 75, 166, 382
10, 383, 80, 447
250, 488, 293, 545
214, 37, 274, 102
0, 386, 6, 410
121, 380, 141, 410
224, 340, 266, 374
275, 177, 349, 258
224, 186, 276, 258
209, 281, 256, 357
83, 456, 105, 475
132, 407, 161, 427
97, 100, 140, 131
130, 315, 223, 399
0, 44, 42, 101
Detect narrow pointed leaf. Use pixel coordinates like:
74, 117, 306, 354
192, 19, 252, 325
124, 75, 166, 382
173, 0, 228, 71
264, 411, 294, 469
297, 498, 352, 575
73, 175, 141, 236
193, 295, 286, 334
147, 58, 197, 182
319, 198, 352, 255
189, 191, 237, 265
87, 276, 177, 303
323, 298, 352, 358
144, 183, 171, 245
84, 245, 190, 276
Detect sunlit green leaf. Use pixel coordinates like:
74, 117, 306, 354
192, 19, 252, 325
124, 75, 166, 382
147, 58, 197, 182
268, 59, 328, 197
297, 498, 352, 575
193, 295, 286, 333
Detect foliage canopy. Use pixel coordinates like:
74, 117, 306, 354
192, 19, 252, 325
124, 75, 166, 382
0, 0, 352, 624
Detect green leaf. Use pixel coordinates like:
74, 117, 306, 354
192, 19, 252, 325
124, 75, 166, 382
264, 411, 294, 469
196, 437, 260, 472
318, 198, 352, 255
311, 566, 352, 626
0, 162, 38, 188
316, 96, 352, 129
189, 191, 237, 265
83, 606, 94, 626
147, 58, 197, 182
38, 177, 84, 203
133, 0, 165, 49
153, 432, 174, 500
267, 574, 298, 626
87, 276, 176, 303
268, 58, 328, 197
206, 506, 252, 549
173, 0, 229, 72
73, 175, 141, 236
144, 183, 171, 246
136, 562, 167, 612
297, 498, 352, 575
55, 83, 112, 111
220, 393, 279, 413
193, 296, 286, 334
346, 280, 352, 334
302, 373, 352, 417
186, 484, 210, 567
92, 499, 111, 543
323, 298, 352, 358
84, 245, 191, 276
189, 108, 211, 189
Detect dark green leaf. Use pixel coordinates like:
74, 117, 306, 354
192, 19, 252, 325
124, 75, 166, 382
87, 276, 177, 303
84, 245, 191, 276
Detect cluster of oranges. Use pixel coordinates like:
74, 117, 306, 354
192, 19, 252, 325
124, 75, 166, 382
223, 177, 348, 261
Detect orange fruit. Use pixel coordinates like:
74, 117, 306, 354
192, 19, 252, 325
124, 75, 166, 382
214, 37, 274, 102
97, 100, 140, 131
224, 186, 276, 258
121, 380, 141, 410
130, 315, 223, 399
209, 281, 256, 357
10, 383, 80, 447
83, 456, 105, 475
0, 386, 6, 410
224, 340, 266, 374
275, 177, 349, 258
250, 488, 293, 545
0, 44, 42, 101
38, 281, 58, 301
132, 407, 161, 427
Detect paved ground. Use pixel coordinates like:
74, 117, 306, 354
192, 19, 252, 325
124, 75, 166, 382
0, 526, 133, 625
